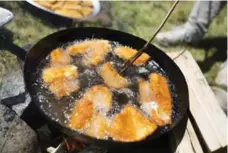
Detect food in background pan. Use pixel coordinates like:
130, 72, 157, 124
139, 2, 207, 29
33, 0, 94, 19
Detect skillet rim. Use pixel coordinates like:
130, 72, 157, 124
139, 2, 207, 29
23, 27, 189, 146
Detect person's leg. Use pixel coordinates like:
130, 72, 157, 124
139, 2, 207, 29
155, 1, 226, 47
188, 0, 226, 37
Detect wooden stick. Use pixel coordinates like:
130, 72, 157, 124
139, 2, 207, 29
119, 0, 179, 74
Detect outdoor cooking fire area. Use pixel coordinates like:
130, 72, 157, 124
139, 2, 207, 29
1, 1, 227, 153
0, 45, 176, 153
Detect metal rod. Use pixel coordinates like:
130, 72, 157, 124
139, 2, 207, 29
119, 0, 179, 74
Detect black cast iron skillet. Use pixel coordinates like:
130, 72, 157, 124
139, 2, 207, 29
5, 27, 189, 147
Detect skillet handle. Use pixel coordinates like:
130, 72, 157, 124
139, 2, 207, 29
0, 36, 27, 61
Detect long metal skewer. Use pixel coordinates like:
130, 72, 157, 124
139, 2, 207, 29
119, 0, 179, 74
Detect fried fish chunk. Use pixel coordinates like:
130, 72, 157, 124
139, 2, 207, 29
84, 112, 109, 139
34, 1, 53, 9
34, 0, 93, 19
50, 48, 72, 66
98, 62, 128, 89
49, 78, 79, 98
54, 8, 83, 18
66, 40, 111, 56
147, 73, 172, 126
81, 0, 93, 7
82, 40, 111, 66
42, 65, 78, 84
80, 6, 93, 16
138, 78, 154, 104
84, 85, 112, 113
62, 1, 82, 10
114, 46, 150, 66
50, 1, 65, 10
68, 98, 94, 129
109, 104, 157, 142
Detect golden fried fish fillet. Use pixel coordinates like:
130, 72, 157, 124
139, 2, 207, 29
68, 98, 94, 129
138, 79, 154, 104
50, 48, 72, 66
98, 62, 128, 89
80, 6, 93, 16
62, 1, 82, 10
84, 112, 109, 139
50, 1, 65, 10
54, 8, 83, 18
49, 78, 79, 98
109, 104, 157, 142
114, 46, 150, 66
42, 65, 78, 84
82, 40, 111, 66
34, 1, 53, 9
140, 73, 172, 126
66, 40, 111, 56
84, 85, 112, 113
34, 0, 93, 19
81, 1, 93, 7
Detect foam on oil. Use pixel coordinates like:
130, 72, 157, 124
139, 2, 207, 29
31, 39, 181, 138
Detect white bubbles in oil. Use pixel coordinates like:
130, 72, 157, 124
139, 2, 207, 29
32, 39, 179, 140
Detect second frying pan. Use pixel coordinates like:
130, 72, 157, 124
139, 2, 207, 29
7, 27, 189, 147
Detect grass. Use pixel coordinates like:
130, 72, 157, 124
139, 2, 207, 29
0, 1, 227, 86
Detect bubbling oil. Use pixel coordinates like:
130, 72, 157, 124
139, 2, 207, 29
31, 39, 181, 140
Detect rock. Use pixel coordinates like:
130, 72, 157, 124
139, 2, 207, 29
215, 60, 227, 88
0, 7, 13, 27
12, 93, 31, 116
0, 64, 31, 116
0, 104, 41, 153
212, 87, 227, 115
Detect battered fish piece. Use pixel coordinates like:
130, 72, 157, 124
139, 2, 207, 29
81, 1, 93, 7
148, 73, 172, 126
114, 46, 150, 66
62, 1, 81, 9
54, 8, 83, 18
34, 1, 53, 9
34, 0, 93, 19
109, 104, 157, 142
81, 6, 93, 16
138, 79, 154, 104
82, 40, 111, 66
84, 85, 112, 113
98, 62, 128, 89
68, 98, 94, 129
50, 48, 72, 66
84, 112, 109, 139
66, 40, 110, 56
42, 65, 78, 83
50, 1, 65, 10
49, 78, 79, 98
